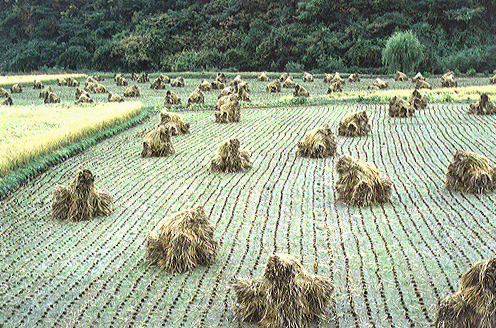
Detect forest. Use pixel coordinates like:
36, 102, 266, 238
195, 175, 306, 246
0, 0, 495, 74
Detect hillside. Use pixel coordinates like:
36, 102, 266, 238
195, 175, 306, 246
0, 0, 495, 73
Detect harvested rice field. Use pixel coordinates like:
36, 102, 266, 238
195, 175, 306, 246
1, 77, 496, 327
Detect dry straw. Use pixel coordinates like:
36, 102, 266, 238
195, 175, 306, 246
441, 71, 457, 87
165, 90, 181, 105
395, 71, 408, 81
435, 256, 496, 327
302, 72, 314, 82
293, 84, 309, 98
468, 93, 496, 115
159, 110, 190, 135
335, 155, 393, 206
266, 80, 281, 93
337, 110, 371, 137
445, 150, 496, 193
171, 76, 185, 87
389, 96, 415, 117
215, 94, 241, 123
187, 88, 204, 106
210, 138, 251, 173
232, 253, 335, 327
52, 169, 113, 222
145, 205, 218, 273
141, 125, 175, 157
297, 124, 337, 158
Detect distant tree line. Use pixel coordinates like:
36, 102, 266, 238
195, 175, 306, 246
0, 0, 495, 74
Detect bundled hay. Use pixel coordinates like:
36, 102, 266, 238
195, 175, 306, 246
394, 71, 408, 81
0, 87, 8, 97
115, 74, 128, 86
33, 79, 43, 89
150, 75, 168, 90
39, 86, 54, 99
211, 80, 225, 90
216, 72, 227, 84
279, 73, 289, 83
407, 89, 427, 110
124, 85, 140, 97
144, 205, 218, 273
199, 79, 212, 92
435, 257, 496, 328
92, 75, 104, 81
368, 78, 388, 90
411, 72, 425, 83
44, 92, 61, 104
210, 138, 251, 173
258, 72, 270, 82
468, 93, 496, 115
490, 75, 496, 84
187, 88, 204, 107
235, 82, 250, 102
141, 125, 175, 157
215, 94, 240, 123
137, 73, 149, 83
108, 92, 124, 103
297, 124, 336, 158
348, 73, 360, 82
445, 150, 496, 193
10, 83, 22, 93
85, 76, 98, 87
232, 253, 335, 327
293, 84, 309, 97
323, 73, 333, 83
302, 72, 314, 82
282, 76, 296, 88
75, 94, 93, 104
165, 90, 181, 105
327, 81, 343, 94
67, 77, 80, 87
75, 87, 90, 100
57, 78, 68, 86
0, 96, 13, 106
337, 110, 371, 137
219, 86, 235, 98
86, 83, 108, 94
415, 79, 432, 89
389, 96, 414, 117
171, 76, 185, 87
160, 110, 190, 135
52, 169, 113, 222
131, 72, 138, 81
330, 72, 345, 85
230, 75, 244, 87
335, 155, 393, 206
441, 71, 457, 87
266, 80, 281, 93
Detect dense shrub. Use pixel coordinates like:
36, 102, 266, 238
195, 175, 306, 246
57, 46, 92, 70
382, 31, 424, 74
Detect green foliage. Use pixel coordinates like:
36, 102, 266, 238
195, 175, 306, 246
284, 61, 304, 73
466, 68, 476, 76
57, 46, 92, 70
0, 1, 495, 73
382, 31, 424, 74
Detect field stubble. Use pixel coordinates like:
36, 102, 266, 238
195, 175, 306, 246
0, 74, 495, 327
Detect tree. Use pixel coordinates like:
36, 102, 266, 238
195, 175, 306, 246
382, 30, 424, 74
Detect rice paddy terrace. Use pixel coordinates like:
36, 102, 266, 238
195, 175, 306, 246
1, 75, 496, 327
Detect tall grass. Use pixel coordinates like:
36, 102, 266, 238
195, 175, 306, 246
0, 73, 87, 87
0, 101, 142, 177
